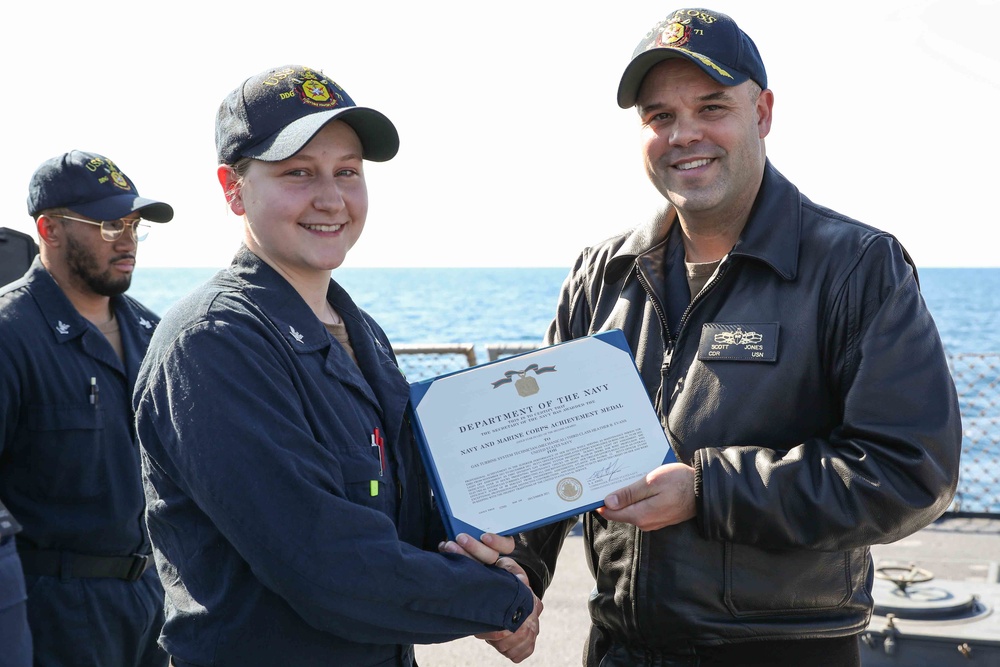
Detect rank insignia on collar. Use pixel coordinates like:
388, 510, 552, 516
289, 326, 304, 343
55, 321, 70, 335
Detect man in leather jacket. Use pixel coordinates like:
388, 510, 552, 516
509, 8, 962, 666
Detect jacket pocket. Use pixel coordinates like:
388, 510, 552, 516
338, 449, 393, 516
26, 404, 106, 501
724, 542, 854, 616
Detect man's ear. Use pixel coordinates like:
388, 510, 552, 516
218, 165, 245, 216
36, 214, 62, 247
756, 88, 774, 139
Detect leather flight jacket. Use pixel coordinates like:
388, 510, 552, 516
513, 162, 962, 654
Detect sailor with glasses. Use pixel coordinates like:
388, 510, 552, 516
45, 213, 152, 242
0, 150, 173, 666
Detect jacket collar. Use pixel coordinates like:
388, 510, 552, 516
222, 245, 387, 410
26, 256, 95, 344
225, 245, 339, 354
729, 161, 801, 281
23, 256, 155, 376
607, 209, 675, 282
606, 160, 802, 282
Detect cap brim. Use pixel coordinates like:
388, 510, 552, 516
617, 49, 749, 108
245, 107, 400, 163
71, 195, 174, 223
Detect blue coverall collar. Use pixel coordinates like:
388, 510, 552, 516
22, 257, 89, 344
18, 257, 154, 379
226, 246, 336, 353
224, 245, 386, 409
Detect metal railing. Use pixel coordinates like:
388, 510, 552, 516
394, 343, 539, 381
394, 346, 1000, 514
948, 353, 1000, 515
393, 344, 477, 381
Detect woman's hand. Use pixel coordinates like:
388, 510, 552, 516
439, 532, 543, 663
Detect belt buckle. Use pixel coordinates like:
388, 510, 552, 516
126, 553, 151, 582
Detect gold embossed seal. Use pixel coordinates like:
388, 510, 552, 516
556, 477, 583, 501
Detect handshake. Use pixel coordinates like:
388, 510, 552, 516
439, 532, 544, 664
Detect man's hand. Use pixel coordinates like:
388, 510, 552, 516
597, 462, 697, 531
439, 533, 543, 662
476, 587, 542, 663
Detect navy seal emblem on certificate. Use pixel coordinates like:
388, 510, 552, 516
556, 477, 583, 501
408, 329, 676, 539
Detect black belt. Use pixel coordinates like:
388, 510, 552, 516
17, 548, 152, 582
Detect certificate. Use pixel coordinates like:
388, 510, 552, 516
408, 329, 676, 539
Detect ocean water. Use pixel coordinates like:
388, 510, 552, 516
128, 266, 1000, 356
129, 267, 569, 352
128, 265, 1000, 513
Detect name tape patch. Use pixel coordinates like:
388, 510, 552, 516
697, 323, 778, 362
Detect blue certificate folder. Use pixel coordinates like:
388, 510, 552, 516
408, 329, 676, 540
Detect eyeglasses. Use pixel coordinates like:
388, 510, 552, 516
50, 214, 150, 242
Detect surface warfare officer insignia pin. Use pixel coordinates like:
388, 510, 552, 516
697, 323, 779, 362
491, 363, 557, 397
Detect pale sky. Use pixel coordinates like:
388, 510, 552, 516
3, 0, 997, 268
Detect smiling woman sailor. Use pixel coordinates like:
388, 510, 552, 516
132, 65, 540, 667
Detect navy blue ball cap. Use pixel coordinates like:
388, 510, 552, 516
216, 65, 399, 164
26, 150, 174, 222
618, 8, 767, 108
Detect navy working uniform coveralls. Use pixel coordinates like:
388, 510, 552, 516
0, 258, 166, 667
134, 247, 533, 667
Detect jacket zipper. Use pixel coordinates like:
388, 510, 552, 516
634, 267, 674, 373
627, 255, 730, 641
645, 256, 731, 376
